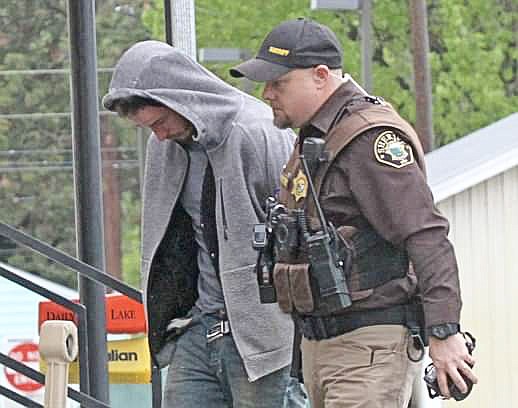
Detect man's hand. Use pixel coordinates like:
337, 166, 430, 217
428, 333, 478, 398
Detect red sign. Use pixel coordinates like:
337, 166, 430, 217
106, 294, 147, 334
39, 293, 146, 334
38, 300, 78, 329
4, 342, 44, 392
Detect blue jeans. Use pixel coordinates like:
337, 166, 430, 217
285, 377, 311, 408
162, 311, 308, 408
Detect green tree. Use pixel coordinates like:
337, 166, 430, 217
0, 0, 75, 286
428, 0, 517, 143
1, 0, 515, 289
143, 0, 517, 146
0, 0, 150, 287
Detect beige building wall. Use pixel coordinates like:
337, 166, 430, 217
436, 166, 518, 407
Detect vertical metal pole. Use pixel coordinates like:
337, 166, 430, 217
165, 0, 197, 59
360, 0, 373, 92
151, 365, 163, 408
67, 0, 109, 404
164, 0, 173, 45
77, 311, 91, 398
410, 0, 434, 152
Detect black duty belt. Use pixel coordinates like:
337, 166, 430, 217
297, 303, 421, 341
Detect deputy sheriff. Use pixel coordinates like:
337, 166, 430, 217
231, 18, 478, 408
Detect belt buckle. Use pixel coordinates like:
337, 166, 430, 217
207, 320, 230, 343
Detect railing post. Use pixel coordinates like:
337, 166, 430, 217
66, 0, 110, 401
39, 321, 78, 408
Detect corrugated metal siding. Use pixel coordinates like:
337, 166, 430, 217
438, 166, 518, 408
427, 113, 518, 202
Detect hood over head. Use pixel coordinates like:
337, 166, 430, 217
103, 40, 246, 149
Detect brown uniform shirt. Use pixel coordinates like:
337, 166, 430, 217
295, 81, 462, 329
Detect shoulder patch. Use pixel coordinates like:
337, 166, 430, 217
374, 131, 414, 168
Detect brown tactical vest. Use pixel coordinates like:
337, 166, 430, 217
274, 98, 426, 316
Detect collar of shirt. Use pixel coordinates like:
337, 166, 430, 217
302, 76, 368, 137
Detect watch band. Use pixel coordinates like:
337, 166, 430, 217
428, 323, 460, 340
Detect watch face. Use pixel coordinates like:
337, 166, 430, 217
431, 324, 459, 339
433, 326, 448, 339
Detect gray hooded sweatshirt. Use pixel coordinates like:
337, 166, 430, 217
103, 41, 295, 381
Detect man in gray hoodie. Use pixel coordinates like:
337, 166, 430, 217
102, 41, 305, 407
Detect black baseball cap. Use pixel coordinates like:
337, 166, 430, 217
230, 18, 343, 82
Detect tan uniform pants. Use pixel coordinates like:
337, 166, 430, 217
301, 325, 421, 408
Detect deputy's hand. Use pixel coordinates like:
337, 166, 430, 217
428, 333, 478, 398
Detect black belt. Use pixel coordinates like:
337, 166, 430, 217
297, 303, 422, 341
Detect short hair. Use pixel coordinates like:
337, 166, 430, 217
110, 96, 164, 117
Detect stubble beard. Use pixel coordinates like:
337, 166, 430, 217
272, 110, 292, 130
171, 124, 195, 145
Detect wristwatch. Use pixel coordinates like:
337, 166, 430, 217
428, 323, 460, 340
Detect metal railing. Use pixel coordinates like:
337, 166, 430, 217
0, 353, 109, 408
0, 221, 162, 408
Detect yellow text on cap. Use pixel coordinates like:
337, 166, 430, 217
268, 46, 290, 56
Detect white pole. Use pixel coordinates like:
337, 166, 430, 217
168, 0, 197, 60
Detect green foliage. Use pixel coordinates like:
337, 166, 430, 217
0, 0, 150, 287
429, 0, 517, 144
143, 0, 517, 147
0, 0, 516, 290
143, 0, 361, 94
121, 190, 142, 288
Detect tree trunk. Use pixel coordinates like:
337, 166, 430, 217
101, 116, 122, 282
409, 0, 434, 152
